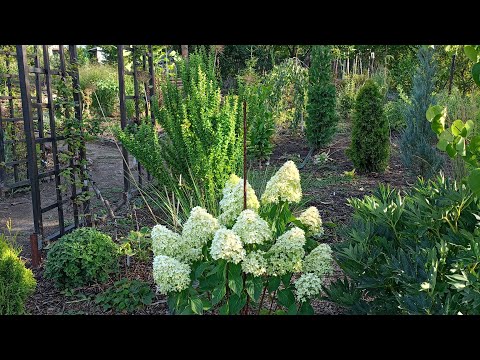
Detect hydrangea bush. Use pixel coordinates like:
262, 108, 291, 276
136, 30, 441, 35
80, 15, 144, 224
151, 160, 333, 315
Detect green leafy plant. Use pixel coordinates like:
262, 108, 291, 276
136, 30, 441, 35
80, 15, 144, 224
0, 225, 36, 315
151, 161, 333, 315
384, 99, 407, 132
347, 80, 390, 172
325, 175, 480, 314
400, 46, 444, 178
239, 59, 275, 163
95, 278, 154, 313
44, 228, 119, 289
79, 64, 119, 117
119, 228, 152, 263
426, 45, 480, 195
306, 45, 338, 149
117, 49, 243, 206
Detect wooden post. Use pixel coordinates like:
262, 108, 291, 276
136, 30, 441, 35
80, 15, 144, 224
243, 100, 247, 210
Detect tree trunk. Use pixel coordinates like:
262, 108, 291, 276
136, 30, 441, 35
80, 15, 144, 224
181, 45, 189, 59
448, 53, 456, 95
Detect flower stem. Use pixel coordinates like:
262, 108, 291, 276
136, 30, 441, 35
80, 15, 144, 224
257, 286, 267, 314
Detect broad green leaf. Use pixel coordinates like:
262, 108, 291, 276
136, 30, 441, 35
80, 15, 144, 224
446, 143, 457, 158
468, 168, 480, 195
298, 301, 315, 315
287, 303, 298, 315
194, 262, 211, 279
190, 297, 204, 315
464, 45, 479, 63
437, 138, 449, 152
211, 285, 226, 306
253, 277, 264, 301
268, 277, 281, 292
430, 113, 446, 134
245, 278, 255, 300
228, 271, 243, 295
464, 120, 475, 137
277, 289, 296, 308
472, 63, 480, 87
281, 273, 292, 287
426, 105, 444, 122
228, 293, 247, 315
451, 120, 464, 136
456, 137, 466, 156
219, 302, 229, 315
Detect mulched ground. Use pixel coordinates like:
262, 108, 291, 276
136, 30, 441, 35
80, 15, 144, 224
23, 120, 416, 315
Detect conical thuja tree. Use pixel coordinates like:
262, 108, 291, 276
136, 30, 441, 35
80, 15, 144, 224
305, 45, 338, 149
400, 46, 444, 178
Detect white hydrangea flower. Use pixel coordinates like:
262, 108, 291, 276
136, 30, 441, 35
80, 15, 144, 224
232, 209, 272, 245
151, 224, 183, 258
261, 160, 302, 205
241, 251, 267, 277
182, 206, 220, 261
153, 255, 191, 294
223, 174, 241, 197
294, 272, 323, 303
303, 244, 333, 278
210, 227, 246, 264
266, 227, 306, 276
219, 178, 260, 227
298, 206, 324, 237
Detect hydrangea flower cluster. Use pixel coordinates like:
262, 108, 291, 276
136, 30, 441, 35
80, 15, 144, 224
303, 243, 333, 277
219, 177, 260, 227
241, 250, 267, 276
266, 227, 306, 276
182, 206, 220, 260
294, 272, 323, 303
210, 228, 246, 264
261, 160, 302, 205
298, 206, 324, 237
151, 224, 183, 259
232, 210, 272, 245
153, 255, 191, 294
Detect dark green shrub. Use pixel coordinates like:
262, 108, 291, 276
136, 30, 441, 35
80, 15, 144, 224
347, 80, 390, 172
0, 233, 36, 315
325, 176, 480, 314
306, 45, 338, 148
44, 227, 119, 289
95, 278, 154, 313
400, 47, 444, 178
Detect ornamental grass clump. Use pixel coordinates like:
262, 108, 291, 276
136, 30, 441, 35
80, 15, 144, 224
151, 160, 333, 315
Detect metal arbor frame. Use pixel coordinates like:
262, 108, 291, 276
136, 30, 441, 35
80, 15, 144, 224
117, 45, 156, 199
12, 45, 91, 250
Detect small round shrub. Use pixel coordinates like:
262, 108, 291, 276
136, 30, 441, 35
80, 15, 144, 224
0, 235, 36, 315
347, 80, 390, 172
44, 227, 119, 289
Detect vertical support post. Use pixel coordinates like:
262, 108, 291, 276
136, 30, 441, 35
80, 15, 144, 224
33, 46, 46, 169
59, 45, 79, 227
243, 100, 247, 211
69, 45, 91, 226
29, 233, 41, 268
17, 45, 43, 249
148, 45, 156, 125
5, 54, 19, 183
132, 46, 143, 187
42, 45, 66, 236
117, 45, 130, 200
0, 86, 5, 196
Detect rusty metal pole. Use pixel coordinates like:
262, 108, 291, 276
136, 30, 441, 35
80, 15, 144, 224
30, 233, 41, 268
243, 100, 247, 211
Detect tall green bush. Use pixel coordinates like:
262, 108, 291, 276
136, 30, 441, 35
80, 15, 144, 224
0, 232, 36, 315
347, 80, 390, 172
79, 64, 119, 117
305, 45, 338, 148
400, 46, 444, 178
117, 50, 243, 205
